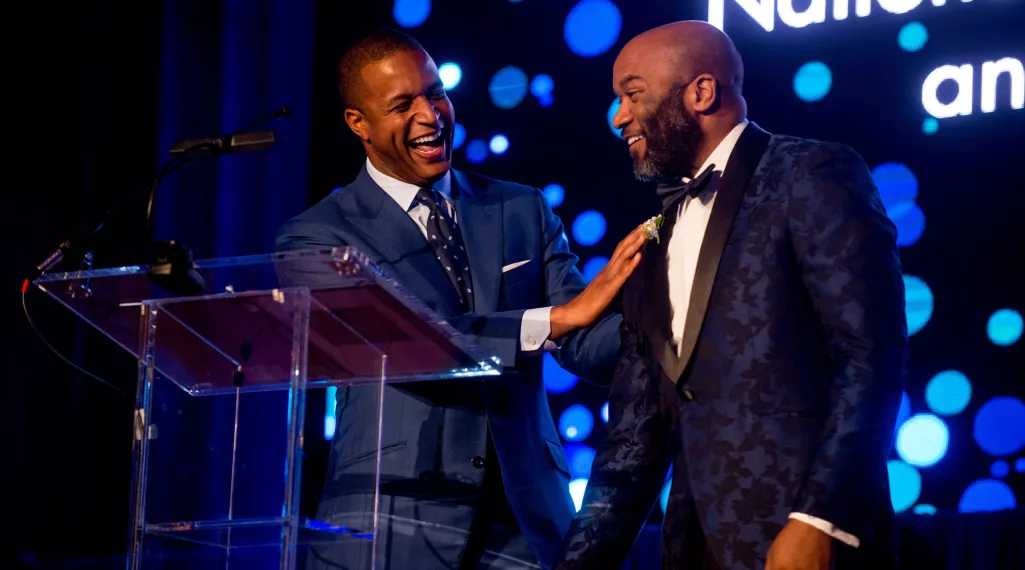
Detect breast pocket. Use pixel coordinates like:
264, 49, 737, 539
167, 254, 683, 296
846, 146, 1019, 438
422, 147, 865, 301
500, 258, 542, 309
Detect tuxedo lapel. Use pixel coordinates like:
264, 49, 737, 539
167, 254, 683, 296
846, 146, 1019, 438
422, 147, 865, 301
452, 169, 503, 314
342, 166, 463, 315
640, 213, 681, 380
674, 124, 771, 378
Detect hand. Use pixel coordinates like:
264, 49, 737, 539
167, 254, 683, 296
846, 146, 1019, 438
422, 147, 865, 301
550, 224, 647, 340
765, 519, 832, 570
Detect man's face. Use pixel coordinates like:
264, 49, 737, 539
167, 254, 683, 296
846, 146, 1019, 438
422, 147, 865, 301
612, 46, 704, 181
350, 49, 455, 185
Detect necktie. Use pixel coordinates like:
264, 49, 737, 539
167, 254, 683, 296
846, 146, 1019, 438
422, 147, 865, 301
655, 164, 720, 212
414, 187, 474, 312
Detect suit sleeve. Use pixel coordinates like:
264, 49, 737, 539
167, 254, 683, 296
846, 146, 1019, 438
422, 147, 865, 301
450, 189, 622, 381
787, 143, 909, 539
554, 309, 671, 570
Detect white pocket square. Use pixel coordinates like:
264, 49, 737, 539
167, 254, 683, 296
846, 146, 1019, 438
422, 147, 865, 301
502, 259, 531, 272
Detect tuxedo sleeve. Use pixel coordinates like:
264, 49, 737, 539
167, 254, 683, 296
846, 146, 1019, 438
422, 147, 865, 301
787, 143, 909, 539
554, 308, 671, 570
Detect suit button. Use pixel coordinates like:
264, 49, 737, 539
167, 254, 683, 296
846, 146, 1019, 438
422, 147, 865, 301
471, 456, 485, 469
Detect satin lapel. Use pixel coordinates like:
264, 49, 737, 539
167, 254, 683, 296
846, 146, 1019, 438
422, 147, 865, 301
452, 169, 502, 314
343, 166, 463, 315
640, 211, 683, 380
674, 124, 772, 378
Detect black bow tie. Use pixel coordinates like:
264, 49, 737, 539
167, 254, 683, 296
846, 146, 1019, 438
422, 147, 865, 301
655, 165, 720, 212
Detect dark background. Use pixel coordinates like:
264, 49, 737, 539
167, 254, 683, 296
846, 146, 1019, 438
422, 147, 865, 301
3, 0, 1023, 566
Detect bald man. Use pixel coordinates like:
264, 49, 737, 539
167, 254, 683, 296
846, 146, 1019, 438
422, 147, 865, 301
552, 22, 907, 570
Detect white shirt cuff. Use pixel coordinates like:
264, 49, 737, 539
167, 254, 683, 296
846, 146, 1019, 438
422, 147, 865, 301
788, 513, 860, 548
520, 307, 558, 353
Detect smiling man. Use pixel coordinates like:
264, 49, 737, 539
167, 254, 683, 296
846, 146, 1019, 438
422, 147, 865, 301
276, 29, 646, 570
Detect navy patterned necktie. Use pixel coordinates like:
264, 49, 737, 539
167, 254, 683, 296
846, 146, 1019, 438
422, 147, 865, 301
655, 164, 720, 212
414, 187, 474, 312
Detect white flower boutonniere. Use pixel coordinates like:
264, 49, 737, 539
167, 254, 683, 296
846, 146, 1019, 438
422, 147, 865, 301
642, 214, 664, 244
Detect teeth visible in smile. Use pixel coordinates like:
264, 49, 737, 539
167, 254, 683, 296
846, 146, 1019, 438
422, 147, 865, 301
627, 135, 645, 146
410, 131, 442, 144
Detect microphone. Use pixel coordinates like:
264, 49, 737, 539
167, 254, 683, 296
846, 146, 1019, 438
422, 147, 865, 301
168, 130, 276, 157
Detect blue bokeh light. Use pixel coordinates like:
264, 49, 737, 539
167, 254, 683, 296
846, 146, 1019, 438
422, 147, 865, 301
1016, 458, 1025, 473
572, 210, 607, 246
559, 404, 595, 442
898, 22, 929, 52
896, 413, 949, 467
987, 309, 1023, 346
531, 74, 555, 98
959, 479, 1017, 512
489, 66, 529, 109
925, 370, 972, 416
893, 204, 926, 247
894, 391, 911, 440
923, 117, 939, 135
438, 62, 462, 90
452, 123, 466, 150
904, 276, 934, 335
464, 139, 488, 164
608, 98, 622, 137
564, 0, 622, 58
539, 93, 555, 108
991, 460, 1010, 478
543, 353, 578, 394
490, 134, 510, 155
569, 478, 588, 511
393, 0, 431, 28
601, 401, 609, 423
888, 460, 922, 513
543, 183, 565, 208
974, 396, 1025, 456
793, 62, 832, 103
582, 257, 609, 281
564, 443, 596, 478
872, 163, 918, 220
913, 504, 937, 515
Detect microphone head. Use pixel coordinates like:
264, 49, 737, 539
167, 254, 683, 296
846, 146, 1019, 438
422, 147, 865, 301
274, 107, 293, 118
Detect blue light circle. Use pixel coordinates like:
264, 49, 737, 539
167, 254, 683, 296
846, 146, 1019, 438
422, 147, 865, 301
991, 460, 1010, 478
488, 66, 529, 109
543, 353, 578, 394
582, 257, 609, 281
793, 62, 832, 103
559, 404, 595, 441
539, 93, 555, 108
925, 370, 972, 416
904, 276, 934, 336
572, 210, 607, 246
531, 74, 555, 98
923, 117, 939, 135
564, 0, 622, 58
489, 134, 510, 155
894, 390, 912, 440
872, 162, 919, 220
1016, 458, 1025, 473
438, 62, 462, 90
959, 479, 1017, 513
974, 397, 1025, 456
888, 460, 921, 513
898, 22, 928, 52
913, 504, 937, 515
452, 123, 466, 150
393, 0, 430, 28
987, 309, 1023, 346
564, 443, 596, 478
465, 139, 488, 164
601, 401, 609, 423
543, 184, 565, 208
896, 413, 949, 467
607, 98, 622, 136
893, 204, 926, 247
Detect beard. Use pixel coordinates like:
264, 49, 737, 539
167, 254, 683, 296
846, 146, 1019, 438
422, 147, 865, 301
632, 91, 703, 182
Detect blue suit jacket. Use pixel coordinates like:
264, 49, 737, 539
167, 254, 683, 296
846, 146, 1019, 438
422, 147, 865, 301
554, 125, 908, 570
275, 165, 621, 569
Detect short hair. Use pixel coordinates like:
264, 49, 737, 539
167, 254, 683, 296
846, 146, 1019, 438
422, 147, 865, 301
337, 28, 426, 110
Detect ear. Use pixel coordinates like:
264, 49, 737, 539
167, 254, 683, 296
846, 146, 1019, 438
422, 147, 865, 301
344, 108, 370, 142
690, 74, 720, 115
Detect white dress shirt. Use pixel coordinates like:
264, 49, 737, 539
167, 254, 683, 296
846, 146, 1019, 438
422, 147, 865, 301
365, 160, 555, 353
664, 122, 860, 548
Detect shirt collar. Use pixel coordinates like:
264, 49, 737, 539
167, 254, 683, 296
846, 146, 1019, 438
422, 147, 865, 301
682, 119, 749, 183
365, 158, 453, 211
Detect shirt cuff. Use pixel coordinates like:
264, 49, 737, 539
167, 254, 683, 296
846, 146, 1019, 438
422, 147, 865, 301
788, 513, 860, 548
520, 306, 558, 353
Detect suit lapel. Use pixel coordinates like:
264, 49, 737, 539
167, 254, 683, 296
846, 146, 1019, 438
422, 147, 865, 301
640, 213, 682, 379
673, 124, 772, 380
342, 166, 463, 316
452, 169, 503, 314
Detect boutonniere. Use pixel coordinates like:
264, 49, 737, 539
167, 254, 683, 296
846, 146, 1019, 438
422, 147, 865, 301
642, 214, 664, 245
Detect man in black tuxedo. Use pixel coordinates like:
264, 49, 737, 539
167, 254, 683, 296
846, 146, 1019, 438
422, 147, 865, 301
553, 21, 908, 570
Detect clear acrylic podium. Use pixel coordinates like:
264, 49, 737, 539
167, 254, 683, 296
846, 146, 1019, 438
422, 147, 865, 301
31, 247, 501, 569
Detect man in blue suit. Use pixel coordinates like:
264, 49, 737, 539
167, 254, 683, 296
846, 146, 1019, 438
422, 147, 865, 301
553, 22, 908, 570
276, 29, 644, 569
